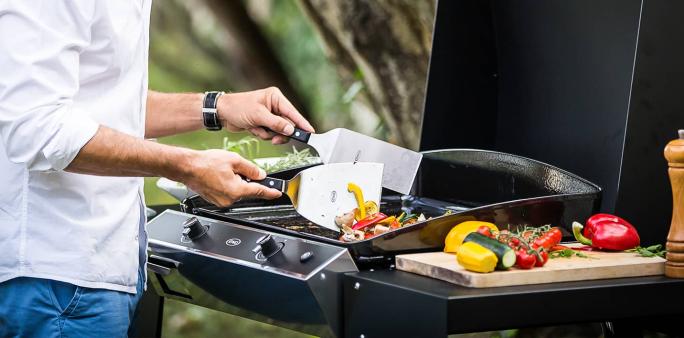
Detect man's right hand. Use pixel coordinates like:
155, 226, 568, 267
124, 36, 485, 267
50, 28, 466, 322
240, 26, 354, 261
180, 149, 283, 207
216, 87, 315, 145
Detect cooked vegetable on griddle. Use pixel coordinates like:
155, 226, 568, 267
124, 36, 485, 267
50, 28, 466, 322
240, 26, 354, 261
337, 182, 431, 242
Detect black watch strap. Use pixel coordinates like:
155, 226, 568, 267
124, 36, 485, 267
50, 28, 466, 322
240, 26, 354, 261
202, 91, 224, 131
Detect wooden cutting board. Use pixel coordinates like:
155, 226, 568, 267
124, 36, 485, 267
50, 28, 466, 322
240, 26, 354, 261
396, 245, 665, 288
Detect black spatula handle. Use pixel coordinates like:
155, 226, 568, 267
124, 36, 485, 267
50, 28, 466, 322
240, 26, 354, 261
250, 177, 286, 192
264, 127, 311, 143
288, 127, 311, 143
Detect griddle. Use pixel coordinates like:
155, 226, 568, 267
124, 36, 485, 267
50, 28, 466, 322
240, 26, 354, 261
181, 149, 601, 266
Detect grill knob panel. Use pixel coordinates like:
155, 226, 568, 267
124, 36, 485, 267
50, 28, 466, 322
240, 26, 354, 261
147, 211, 354, 279
182, 217, 208, 240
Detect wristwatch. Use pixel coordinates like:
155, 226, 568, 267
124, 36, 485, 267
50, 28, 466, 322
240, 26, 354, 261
202, 91, 224, 131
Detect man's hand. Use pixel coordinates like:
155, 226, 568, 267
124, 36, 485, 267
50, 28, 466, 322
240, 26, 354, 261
217, 87, 315, 144
181, 149, 282, 207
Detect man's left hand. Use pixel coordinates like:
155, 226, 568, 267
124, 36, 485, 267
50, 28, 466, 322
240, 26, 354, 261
217, 87, 315, 144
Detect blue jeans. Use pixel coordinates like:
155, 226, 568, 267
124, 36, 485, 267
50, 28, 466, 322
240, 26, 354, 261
0, 206, 147, 338
0, 265, 144, 338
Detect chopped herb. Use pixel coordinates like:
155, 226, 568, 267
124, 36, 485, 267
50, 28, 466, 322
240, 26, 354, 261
259, 147, 319, 173
549, 249, 592, 259
627, 244, 666, 258
220, 136, 319, 173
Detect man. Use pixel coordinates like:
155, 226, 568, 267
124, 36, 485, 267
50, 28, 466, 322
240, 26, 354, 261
0, 1, 314, 337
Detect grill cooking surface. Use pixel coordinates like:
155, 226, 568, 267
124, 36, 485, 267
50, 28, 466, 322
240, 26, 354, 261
198, 195, 461, 241
223, 207, 338, 239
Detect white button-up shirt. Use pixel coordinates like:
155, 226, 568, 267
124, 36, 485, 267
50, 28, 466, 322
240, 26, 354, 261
0, 1, 152, 293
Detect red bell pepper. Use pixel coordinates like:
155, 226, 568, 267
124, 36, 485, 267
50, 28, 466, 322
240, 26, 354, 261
352, 213, 388, 231
572, 213, 640, 251
583, 214, 635, 239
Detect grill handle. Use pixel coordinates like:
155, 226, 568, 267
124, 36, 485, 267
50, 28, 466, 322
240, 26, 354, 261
147, 262, 171, 276
147, 255, 180, 276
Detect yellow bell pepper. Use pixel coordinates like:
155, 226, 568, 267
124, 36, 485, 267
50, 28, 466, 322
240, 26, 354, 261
444, 221, 498, 253
347, 183, 365, 220
456, 242, 498, 273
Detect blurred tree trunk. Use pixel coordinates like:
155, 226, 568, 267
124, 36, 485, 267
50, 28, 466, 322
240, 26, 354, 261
298, 0, 436, 149
151, 0, 309, 119
203, 0, 309, 118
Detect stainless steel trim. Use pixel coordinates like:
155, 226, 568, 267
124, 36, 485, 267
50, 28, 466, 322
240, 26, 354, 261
225, 205, 294, 213
305, 249, 350, 280
148, 239, 309, 280
148, 210, 357, 280
147, 262, 172, 276
157, 210, 346, 250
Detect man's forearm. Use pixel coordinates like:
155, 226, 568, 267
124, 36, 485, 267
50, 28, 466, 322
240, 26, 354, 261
65, 125, 282, 207
67, 125, 193, 180
145, 90, 204, 139
145, 88, 315, 145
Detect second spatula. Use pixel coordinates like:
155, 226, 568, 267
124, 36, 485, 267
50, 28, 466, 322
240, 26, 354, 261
251, 162, 383, 232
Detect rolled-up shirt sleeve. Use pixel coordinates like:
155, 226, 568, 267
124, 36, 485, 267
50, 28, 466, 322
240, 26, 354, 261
0, 1, 99, 171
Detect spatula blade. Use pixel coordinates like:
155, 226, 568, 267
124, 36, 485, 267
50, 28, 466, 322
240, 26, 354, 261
294, 162, 383, 232
308, 128, 422, 194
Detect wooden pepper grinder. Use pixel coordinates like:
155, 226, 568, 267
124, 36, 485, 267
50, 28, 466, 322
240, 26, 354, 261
665, 129, 684, 278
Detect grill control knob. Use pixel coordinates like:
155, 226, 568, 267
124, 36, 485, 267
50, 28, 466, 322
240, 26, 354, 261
182, 217, 208, 240
253, 234, 283, 259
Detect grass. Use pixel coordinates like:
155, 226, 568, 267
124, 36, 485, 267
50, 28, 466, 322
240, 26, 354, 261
162, 299, 313, 338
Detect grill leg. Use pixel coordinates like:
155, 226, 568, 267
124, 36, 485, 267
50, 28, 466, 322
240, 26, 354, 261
603, 315, 681, 338
130, 289, 164, 338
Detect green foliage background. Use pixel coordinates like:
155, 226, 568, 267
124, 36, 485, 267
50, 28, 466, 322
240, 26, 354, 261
146, 1, 340, 336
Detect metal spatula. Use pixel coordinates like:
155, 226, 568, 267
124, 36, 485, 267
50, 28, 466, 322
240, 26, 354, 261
280, 127, 422, 195
252, 162, 383, 232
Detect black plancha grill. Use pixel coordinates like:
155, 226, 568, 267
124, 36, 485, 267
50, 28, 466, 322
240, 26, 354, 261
145, 149, 600, 337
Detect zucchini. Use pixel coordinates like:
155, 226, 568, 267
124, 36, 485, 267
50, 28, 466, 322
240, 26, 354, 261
463, 232, 515, 269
